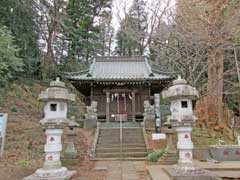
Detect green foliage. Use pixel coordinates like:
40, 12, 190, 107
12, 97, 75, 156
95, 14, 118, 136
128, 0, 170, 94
0, 26, 23, 86
60, 59, 88, 72
18, 160, 30, 168
147, 149, 164, 162
11, 107, 18, 112
0, 0, 40, 77
65, 0, 112, 61
115, 0, 147, 56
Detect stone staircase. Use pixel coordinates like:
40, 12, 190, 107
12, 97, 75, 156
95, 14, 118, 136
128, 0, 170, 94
92, 122, 150, 159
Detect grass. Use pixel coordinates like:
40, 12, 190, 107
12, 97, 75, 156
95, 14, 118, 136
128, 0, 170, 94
18, 160, 30, 168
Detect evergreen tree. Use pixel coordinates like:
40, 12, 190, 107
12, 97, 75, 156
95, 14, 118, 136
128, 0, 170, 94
115, 0, 147, 56
98, 11, 114, 56
0, 26, 23, 86
65, 0, 112, 61
0, 0, 39, 76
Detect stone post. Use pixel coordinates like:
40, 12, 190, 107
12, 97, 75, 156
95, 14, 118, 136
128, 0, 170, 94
159, 123, 177, 165
106, 92, 110, 122
23, 78, 76, 180
64, 119, 79, 159
143, 101, 155, 129
132, 92, 136, 122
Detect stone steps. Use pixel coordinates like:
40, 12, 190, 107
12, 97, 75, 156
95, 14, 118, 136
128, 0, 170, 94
96, 152, 148, 158
97, 139, 145, 143
96, 143, 146, 148
96, 147, 147, 153
94, 123, 148, 159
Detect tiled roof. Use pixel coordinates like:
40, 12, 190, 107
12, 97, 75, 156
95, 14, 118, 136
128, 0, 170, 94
66, 56, 171, 81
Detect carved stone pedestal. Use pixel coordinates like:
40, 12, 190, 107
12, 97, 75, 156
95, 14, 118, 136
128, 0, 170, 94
159, 126, 177, 165
84, 116, 97, 128
64, 126, 78, 159
163, 164, 218, 180
23, 167, 75, 180
144, 115, 155, 129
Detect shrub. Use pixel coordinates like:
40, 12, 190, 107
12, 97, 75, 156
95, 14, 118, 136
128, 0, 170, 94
147, 149, 164, 162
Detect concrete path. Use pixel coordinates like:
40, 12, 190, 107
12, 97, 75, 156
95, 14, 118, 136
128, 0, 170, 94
146, 166, 171, 180
95, 161, 150, 180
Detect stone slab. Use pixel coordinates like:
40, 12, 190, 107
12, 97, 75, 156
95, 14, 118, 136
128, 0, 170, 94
147, 161, 240, 180
94, 161, 108, 171
163, 166, 219, 180
146, 165, 171, 180
133, 161, 146, 172
211, 171, 240, 179
194, 160, 240, 170
104, 161, 149, 180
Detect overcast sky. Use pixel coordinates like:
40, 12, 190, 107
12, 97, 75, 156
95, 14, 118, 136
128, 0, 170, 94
111, 0, 176, 29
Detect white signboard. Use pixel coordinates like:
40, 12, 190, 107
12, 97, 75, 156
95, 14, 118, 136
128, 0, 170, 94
0, 113, 8, 157
152, 133, 166, 140
238, 136, 240, 146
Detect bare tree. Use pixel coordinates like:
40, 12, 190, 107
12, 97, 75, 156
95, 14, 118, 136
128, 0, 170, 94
33, 0, 67, 78
172, 0, 240, 123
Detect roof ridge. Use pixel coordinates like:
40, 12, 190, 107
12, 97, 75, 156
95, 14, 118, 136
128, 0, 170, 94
95, 56, 145, 62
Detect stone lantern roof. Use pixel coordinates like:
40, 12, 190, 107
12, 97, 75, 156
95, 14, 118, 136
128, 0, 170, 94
162, 75, 199, 101
38, 77, 76, 102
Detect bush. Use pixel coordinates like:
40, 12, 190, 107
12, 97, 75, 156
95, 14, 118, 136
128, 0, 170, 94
147, 149, 164, 162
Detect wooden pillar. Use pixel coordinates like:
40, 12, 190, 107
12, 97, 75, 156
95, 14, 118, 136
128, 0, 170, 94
132, 91, 136, 122
106, 92, 110, 122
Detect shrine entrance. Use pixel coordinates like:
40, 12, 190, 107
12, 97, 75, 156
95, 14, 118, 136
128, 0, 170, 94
104, 89, 136, 122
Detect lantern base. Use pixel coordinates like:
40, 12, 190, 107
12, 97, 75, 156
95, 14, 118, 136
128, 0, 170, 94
23, 167, 76, 180
163, 163, 219, 180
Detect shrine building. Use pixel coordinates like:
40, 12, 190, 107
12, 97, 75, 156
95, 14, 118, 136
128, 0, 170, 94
66, 56, 172, 122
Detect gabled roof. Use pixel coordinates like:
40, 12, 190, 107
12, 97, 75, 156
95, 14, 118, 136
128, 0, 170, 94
66, 56, 171, 81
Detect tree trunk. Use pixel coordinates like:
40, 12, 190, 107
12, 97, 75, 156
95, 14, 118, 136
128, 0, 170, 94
207, 47, 224, 124
41, 30, 55, 79
234, 48, 240, 116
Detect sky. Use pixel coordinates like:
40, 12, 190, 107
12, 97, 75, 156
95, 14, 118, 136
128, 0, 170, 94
112, 0, 133, 29
110, 0, 176, 51
112, 0, 176, 29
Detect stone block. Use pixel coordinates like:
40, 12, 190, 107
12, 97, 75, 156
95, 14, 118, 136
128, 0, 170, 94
193, 147, 210, 161
209, 145, 240, 161
84, 117, 97, 128
144, 115, 155, 129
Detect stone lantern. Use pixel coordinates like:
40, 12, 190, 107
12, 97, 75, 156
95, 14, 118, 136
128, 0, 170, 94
162, 76, 217, 179
24, 78, 76, 180
162, 75, 199, 165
